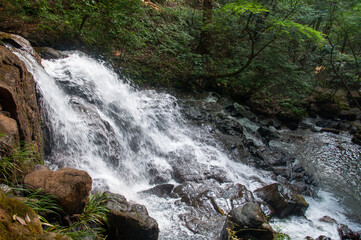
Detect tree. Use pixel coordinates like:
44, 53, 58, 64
197, 0, 213, 54
196, 0, 325, 91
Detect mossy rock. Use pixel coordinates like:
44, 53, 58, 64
0, 191, 71, 240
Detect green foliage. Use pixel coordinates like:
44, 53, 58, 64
45, 192, 109, 239
275, 231, 291, 240
271, 19, 326, 44
1, 0, 360, 115
222, 0, 269, 15
11, 187, 62, 217
0, 145, 38, 184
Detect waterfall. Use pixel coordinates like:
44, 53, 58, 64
13, 49, 361, 239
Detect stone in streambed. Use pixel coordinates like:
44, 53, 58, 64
220, 202, 274, 240
338, 224, 361, 240
315, 236, 331, 240
254, 183, 309, 218
319, 216, 337, 224
24, 167, 92, 215
105, 192, 159, 240
139, 184, 175, 198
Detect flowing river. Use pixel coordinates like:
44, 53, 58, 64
13, 49, 361, 239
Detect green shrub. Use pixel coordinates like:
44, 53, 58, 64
45, 192, 109, 240
0, 144, 39, 185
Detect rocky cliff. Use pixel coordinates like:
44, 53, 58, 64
0, 32, 42, 159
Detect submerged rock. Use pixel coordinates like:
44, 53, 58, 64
105, 191, 159, 240
24, 167, 92, 215
139, 184, 175, 198
220, 202, 274, 240
254, 183, 309, 218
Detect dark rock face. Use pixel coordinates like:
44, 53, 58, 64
254, 183, 309, 218
24, 168, 92, 215
339, 109, 358, 121
310, 97, 341, 119
352, 132, 361, 146
0, 32, 42, 158
34, 47, 65, 60
278, 110, 303, 130
220, 202, 274, 240
105, 192, 159, 240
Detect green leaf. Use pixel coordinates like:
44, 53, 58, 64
222, 0, 269, 15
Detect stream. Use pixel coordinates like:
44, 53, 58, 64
14, 50, 361, 239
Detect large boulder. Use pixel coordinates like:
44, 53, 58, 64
220, 202, 274, 240
0, 191, 71, 240
254, 183, 309, 218
24, 168, 92, 215
105, 191, 159, 240
0, 32, 42, 158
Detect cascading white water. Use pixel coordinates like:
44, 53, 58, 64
12, 48, 361, 239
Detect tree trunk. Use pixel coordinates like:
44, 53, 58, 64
197, 0, 213, 55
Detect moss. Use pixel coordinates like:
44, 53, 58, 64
0, 191, 44, 240
294, 194, 309, 208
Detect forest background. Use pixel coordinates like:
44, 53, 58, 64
1, 0, 360, 121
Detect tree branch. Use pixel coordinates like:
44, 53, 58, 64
328, 37, 361, 110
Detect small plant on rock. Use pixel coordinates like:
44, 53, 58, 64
45, 192, 109, 239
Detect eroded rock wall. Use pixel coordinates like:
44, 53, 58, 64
0, 32, 42, 158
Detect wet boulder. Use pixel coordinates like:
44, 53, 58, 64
258, 125, 280, 142
139, 184, 175, 198
24, 168, 92, 215
315, 236, 331, 240
34, 47, 64, 60
319, 216, 337, 224
221, 183, 255, 209
338, 224, 361, 240
105, 192, 159, 240
220, 202, 274, 240
254, 183, 309, 218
